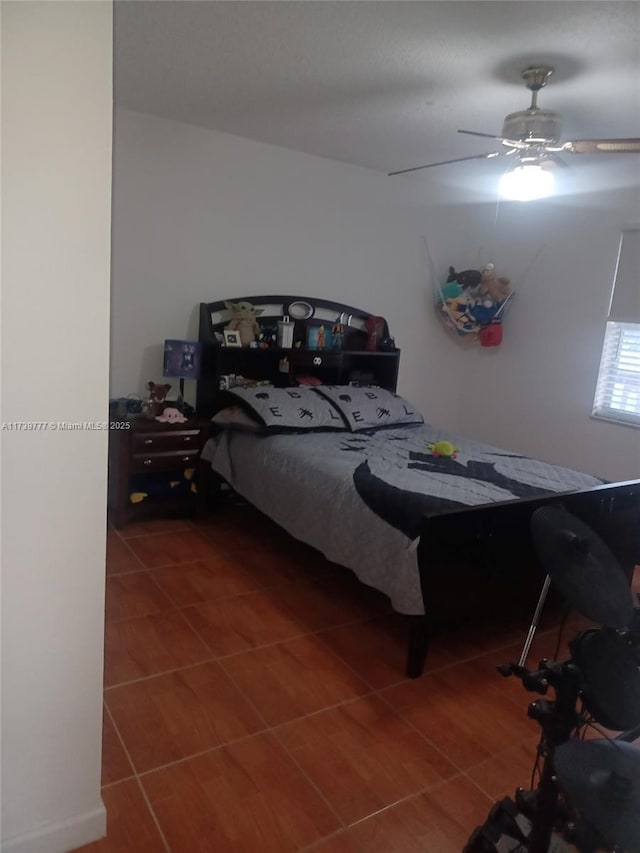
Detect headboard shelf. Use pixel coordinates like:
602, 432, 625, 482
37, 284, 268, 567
196, 296, 400, 416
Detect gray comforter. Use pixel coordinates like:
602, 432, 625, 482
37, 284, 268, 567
201, 424, 604, 615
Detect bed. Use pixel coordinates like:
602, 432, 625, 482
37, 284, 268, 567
196, 296, 640, 677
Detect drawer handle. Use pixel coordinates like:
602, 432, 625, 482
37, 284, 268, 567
143, 459, 152, 466
183, 436, 193, 442
144, 439, 153, 445
182, 456, 191, 463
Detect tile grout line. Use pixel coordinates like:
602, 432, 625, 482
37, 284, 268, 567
104, 525, 574, 845
117, 521, 197, 541
167, 589, 351, 831
298, 770, 478, 851
461, 768, 516, 810
213, 661, 349, 833
114, 528, 150, 572
102, 701, 173, 853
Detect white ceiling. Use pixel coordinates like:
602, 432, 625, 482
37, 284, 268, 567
114, 1, 640, 183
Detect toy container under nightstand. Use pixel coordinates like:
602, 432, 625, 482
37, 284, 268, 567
107, 415, 211, 528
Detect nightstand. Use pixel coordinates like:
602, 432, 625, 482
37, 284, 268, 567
108, 416, 210, 528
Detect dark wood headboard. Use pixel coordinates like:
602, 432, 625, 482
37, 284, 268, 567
196, 295, 399, 416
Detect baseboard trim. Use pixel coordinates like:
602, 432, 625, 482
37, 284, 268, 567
1, 801, 106, 853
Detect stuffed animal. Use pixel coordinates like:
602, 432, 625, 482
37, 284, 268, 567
469, 301, 499, 326
427, 440, 460, 459
445, 293, 479, 333
155, 406, 187, 424
225, 301, 264, 347
144, 381, 172, 418
480, 264, 512, 302
129, 468, 197, 504
446, 266, 482, 290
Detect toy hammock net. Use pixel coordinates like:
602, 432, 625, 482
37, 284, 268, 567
423, 240, 514, 343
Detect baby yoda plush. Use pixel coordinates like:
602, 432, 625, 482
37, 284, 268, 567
224, 301, 264, 347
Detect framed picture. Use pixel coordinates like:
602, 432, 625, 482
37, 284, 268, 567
163, 340, 202, 378
223, 329, 242, 348
306, 321, 333, 351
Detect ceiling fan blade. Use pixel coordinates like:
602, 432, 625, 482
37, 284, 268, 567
388, 151, 502, 176
564, 138, 640, 154
458, 129, 503, 140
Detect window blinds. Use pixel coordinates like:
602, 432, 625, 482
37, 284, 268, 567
593, 322, 640, 425
593, 230, 640, 426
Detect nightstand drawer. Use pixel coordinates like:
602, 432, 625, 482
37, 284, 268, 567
108, 415, 209, 528
131, 450, 200, 473
132, 430, 201, 453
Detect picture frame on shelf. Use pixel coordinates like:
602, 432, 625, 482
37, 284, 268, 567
223, 329, 242, 348
306, 320, 333, 351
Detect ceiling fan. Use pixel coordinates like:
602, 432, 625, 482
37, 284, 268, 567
389, 65, 640, 193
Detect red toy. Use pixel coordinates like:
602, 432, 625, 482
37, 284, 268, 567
366, 316, 386, 351
480, 322, 503, 347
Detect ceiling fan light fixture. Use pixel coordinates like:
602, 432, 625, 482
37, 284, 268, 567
499, 162, 555, 201
501, 109, 562, 146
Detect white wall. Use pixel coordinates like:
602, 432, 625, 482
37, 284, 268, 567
110, 109, 462, 427
111, 110, 639, 484
1, 3, 112, 851
418, 191, 640, 481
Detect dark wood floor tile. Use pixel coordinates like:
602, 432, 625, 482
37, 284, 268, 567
316, 616, 418, 689
105, 572, 174, 624
150, 555, 261, 606
101, 707, 134, 786
181, 590, 307, 656
311, 775, 493, 852
431, 619, 525, 663
194, 504, 278, 537
223, 543, 332, 587
106, 661, 264, 773
70, 779, 165, 853
119, 518, 195, 538
221, 635, 370, 726
141, 732, 340, 852
126, 530, 221, 569
276, 695, 457, 824
104, 610, 211, 687
105, 530, 144, 576
273, 573, 387, 632
465, 741, 538, 800
382, 660, 538, 770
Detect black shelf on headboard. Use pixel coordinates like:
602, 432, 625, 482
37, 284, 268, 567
196, 295, 400, 416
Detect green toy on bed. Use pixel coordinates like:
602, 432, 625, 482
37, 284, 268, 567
129, 468, 197, 504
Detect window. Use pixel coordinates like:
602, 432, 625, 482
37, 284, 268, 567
592, 230, 640, 428
593, 322, 640, 426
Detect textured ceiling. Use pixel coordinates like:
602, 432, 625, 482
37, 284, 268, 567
114, 1, 640, 182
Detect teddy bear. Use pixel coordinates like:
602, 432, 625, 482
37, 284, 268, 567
224, 301, 264, 347
480, 264, 512, 302
143, 381, 172, 418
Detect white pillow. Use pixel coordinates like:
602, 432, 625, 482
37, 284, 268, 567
313, 385, 423, 432
226, 386, 347, 431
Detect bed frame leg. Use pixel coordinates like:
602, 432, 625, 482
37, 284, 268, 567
406, 615, 431, 678
194, 459, 222, 517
